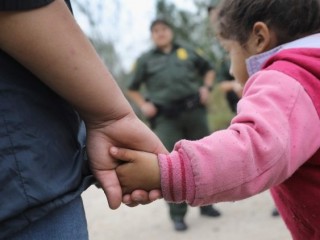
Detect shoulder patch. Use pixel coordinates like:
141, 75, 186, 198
176, 48, 188, 60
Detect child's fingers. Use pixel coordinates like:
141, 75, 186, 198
110, 146, 137, 162
149, 190, 163, 201
122, 194, 139, 207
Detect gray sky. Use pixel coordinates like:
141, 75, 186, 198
73, 0, 196, 72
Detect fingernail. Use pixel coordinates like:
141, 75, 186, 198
110, 146, 118, 154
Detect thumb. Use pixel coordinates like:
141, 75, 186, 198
109, 146, 137, 163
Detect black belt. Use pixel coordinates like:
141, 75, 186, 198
155, 93, 202, 118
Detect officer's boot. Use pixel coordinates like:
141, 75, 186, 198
200, 205, 221, 217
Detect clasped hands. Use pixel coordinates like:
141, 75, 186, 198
85, 113, 166, 209
111, 146, 162, 207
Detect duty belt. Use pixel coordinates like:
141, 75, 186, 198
155, 93, 202, 118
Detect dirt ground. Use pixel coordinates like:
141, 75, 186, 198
82, 186, 292, 240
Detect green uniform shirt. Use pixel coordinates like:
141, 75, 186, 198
128, 43, 214, 106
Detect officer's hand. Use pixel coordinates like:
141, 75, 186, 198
140, 102, 158, 118
199, 86, 211, 105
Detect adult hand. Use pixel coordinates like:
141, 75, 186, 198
86, 112, 167, 209
199, 86, 211, 105
140, 102, 158, 118
0, 0, 166, 209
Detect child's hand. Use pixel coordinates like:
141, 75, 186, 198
110, 147, 161, 195
122, 190, 163, 207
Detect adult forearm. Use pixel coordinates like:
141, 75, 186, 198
126, 90, 147, 108
203, 70, 215, 89
0, 0, 132, 124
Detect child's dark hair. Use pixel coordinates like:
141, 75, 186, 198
216, 0, 320, 45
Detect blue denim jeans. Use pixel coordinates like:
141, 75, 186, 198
8, 197, 88, 240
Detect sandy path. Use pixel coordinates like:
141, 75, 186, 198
82, 186, 291, 240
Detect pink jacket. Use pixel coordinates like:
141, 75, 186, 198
158, 35, 320, 239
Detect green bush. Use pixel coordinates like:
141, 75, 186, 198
207, 88, 235, 132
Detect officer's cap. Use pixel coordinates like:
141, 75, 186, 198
150, 19, 172, 31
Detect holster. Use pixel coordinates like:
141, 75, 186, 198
148, 93, 202, 128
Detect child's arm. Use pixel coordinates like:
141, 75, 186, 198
115, 71, 320, 208
111, 147, 161, 194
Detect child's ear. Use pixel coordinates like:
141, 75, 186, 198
251, 22, 276, 53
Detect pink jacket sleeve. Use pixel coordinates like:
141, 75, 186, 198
158, 70, 320, 206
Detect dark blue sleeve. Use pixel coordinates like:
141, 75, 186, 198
0, 0, 72, 11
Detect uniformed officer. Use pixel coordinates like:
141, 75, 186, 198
127, 19, 221, 231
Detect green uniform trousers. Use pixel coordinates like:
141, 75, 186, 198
152, 106, 210, 220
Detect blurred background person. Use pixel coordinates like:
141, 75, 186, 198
126, 18, 222, 231
207, 0, 242, 114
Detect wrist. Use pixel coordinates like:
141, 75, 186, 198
139, 101, 148, 109
204, 85, 213, 92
